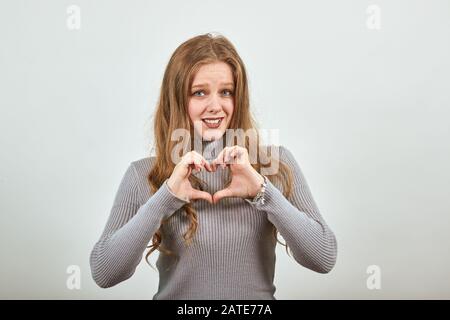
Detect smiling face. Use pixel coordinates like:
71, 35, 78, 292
188, 61, 235, 141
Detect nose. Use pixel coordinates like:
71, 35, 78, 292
206, 93, 222, 113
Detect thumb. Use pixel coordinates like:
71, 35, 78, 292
213, 188, 234, 204
190, 189, 213, 204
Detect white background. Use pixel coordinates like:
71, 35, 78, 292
1, 0, 449, 299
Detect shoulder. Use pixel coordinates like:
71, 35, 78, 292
277, 145, 304, 176
257, 144, 301, 188
278, 145, 298, 166
259, 144, 298, 166
122, 156, 157, 203
130, 156, 156, 176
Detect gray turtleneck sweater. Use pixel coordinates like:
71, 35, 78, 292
89, 137, 337, 299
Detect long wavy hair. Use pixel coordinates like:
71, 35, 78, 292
145, 32, 294, 268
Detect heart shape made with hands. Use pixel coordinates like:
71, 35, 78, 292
184, 145, 265, 204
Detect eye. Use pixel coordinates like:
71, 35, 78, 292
222, 89, 233, 96
192, 90, 205, 97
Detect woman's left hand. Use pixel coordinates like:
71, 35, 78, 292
211, 146, 265, 204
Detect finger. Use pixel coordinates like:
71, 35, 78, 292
212, 148, 227, 169
179, 154, 190, 169
187, 161, 201, 172
192, 153, 206, 172
181, 152, 195, 168
224, 146, 240, 165
202, 158, 213, 172
191, 189, 213, 204
176, 155, 192, 178
188, 163, 198, 173
224, 147, 233, 165
185, 152, 202, 172
213, 187, 234, 204
210, 158, 217, 171
210, 160, 217, 172
230, 147, 246, 165
218, 147, 230, 168
190, 151, 213, 172
229, 147, 240, 164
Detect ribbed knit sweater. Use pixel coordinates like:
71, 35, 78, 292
90, 136, 337, 299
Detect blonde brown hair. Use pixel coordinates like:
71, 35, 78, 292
145, 32, 294, 267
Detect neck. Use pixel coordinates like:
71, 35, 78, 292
195, 134, 226, 161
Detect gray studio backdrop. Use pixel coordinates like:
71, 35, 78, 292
1, 0, 449, 299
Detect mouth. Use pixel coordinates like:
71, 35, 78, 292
202, 117, 224, 128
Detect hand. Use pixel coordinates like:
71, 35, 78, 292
167, 151, 214, 204
210, 146, 265, 204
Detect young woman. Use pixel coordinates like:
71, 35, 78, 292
90, 33, 338, 300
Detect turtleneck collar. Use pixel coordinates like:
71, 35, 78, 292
194, 134, 227, 161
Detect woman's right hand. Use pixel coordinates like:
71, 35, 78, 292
167, 151, 214, 204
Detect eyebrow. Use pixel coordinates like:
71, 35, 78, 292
191, 82, 234, 89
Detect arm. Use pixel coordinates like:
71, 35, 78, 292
89, 162, 189, 288
246, 146, 337, 273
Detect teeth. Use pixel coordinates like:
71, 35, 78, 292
203, 118, 221, 124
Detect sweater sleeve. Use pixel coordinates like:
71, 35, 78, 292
246, 146, 337, 273
89, 162, 189, 288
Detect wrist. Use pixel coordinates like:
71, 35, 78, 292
166, 179, 189, 202
246, 174, 268, 203
167, 178, 181, 196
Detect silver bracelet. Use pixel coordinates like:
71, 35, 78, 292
248, 175, 268, 205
